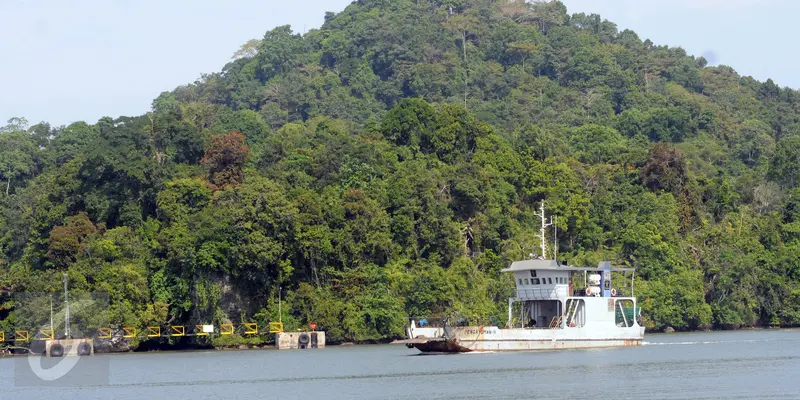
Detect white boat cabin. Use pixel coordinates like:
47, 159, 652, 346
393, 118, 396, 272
501, 259, 638, 329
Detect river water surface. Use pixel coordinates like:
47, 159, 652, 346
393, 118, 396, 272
1, 329, 798, 399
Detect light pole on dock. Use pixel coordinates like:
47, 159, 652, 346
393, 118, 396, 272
63, 273, 70, 339
278, 286, 282, 324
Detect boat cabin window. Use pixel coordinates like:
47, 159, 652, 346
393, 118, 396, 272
524, 278, 529, 285
548, 278, 553, 284
518, 279, 523, 285
615, 299, 636, 328
530, 271, 537, 278
532, 278, 540, 285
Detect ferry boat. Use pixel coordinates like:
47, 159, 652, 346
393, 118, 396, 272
393, 202, 645, 353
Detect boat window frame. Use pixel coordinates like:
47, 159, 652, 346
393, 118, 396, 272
615, 299, 636, 327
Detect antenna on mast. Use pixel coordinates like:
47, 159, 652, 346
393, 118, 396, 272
554, 215, 558, 261
533, 201, 552, 260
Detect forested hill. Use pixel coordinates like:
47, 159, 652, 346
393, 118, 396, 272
2, 0, 799, 343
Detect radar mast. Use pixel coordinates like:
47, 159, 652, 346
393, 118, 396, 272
533, 201, 553, 260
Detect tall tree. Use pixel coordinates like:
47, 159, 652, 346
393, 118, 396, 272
0, 130, 39, 196
769, 136, 800, 189
202, 132, 250, 188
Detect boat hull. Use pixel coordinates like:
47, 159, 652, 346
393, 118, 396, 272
412, 337, 642, 353
411, 339, 472, 353
400, 325, 645, 353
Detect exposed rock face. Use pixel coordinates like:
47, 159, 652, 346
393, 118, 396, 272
664, 326, 676, 333
217, 275, 261, 323
93, 330, 133, 353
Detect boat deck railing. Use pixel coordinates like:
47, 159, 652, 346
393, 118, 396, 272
517, 288, 636, 300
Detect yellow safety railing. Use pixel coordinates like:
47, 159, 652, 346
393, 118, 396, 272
9, 321, 302, 341
171, 326, 185, 337
147, 326, 161, 338
269, 322, 284, 333
15, 330, 29, 342
123, 327, 136, 338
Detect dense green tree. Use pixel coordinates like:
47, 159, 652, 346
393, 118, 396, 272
569, 124, 627, 164
201, 132, 250, 188
257, 25, 310, 82
0, 130, 39, 196
380, 98, 436, 149
734, 119, 776, 167
3, 0, 800, 344
769, 136, 800, 188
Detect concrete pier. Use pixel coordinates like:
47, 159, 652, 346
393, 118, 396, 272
45, 339, 94, 357
276, 332, 325, 350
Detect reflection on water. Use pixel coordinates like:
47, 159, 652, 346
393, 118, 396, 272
2, 329, 799, 399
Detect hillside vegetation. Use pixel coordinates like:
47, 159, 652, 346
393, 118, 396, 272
2, 0, 800, 343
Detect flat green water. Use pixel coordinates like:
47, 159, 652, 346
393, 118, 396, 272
1, 329, 799, 399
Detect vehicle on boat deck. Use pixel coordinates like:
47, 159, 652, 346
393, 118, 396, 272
392, 202, 645, 353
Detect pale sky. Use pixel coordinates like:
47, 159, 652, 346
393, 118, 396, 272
1, 0, 797, 127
